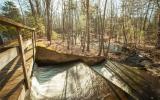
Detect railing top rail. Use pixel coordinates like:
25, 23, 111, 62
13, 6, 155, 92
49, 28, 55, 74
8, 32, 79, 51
0, 16, 35, 31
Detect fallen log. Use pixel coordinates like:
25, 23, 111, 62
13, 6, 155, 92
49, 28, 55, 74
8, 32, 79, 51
35, 46, 105, 66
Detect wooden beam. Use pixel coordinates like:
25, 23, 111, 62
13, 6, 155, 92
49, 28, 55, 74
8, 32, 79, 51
18, 85, 26, 100
34, 31, 37, 47
32, 32, 35, 62
17, 30, 30, 89
0, 16, 35, 31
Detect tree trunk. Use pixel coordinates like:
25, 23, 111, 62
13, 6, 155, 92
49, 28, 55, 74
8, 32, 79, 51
35, 0, 41, 16
157, 12, 160, 48
46, 0, 52, 44
98, 0, 107, 56
28, 0, 36, 16
122, 18, 127, 47
86, 0, 90, 51
28, 0, 38, 28
156, 0, 160, 48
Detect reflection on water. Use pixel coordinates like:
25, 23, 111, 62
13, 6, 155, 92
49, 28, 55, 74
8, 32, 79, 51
30, 62, 126, 100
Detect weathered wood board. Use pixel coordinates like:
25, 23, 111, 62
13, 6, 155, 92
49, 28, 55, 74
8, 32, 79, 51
92, 60, 160, 100
0, 16, 35, 31
0, 40, 34, 100
0, 40, 33, 71
0, 48, 18, 71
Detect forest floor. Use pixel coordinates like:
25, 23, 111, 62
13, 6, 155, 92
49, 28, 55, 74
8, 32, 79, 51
36, 38, 160, 78
0, 37, 159, 77
37, 38, 160, 62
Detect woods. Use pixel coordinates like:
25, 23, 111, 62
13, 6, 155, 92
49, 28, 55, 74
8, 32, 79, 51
0, 0, 160, 55
0, 0, 160, 100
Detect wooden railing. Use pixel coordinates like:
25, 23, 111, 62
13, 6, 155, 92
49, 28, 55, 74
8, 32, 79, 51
0, 16, 36, 90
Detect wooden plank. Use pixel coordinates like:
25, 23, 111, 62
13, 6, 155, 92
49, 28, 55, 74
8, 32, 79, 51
105, 61, 150, 99
1, 75, 24, 92
19, 46, 34, 100
8, 84, 23, 100
0, 83, 23, 99
34, 32, 37, 48
0, 47, 34, 99
27, 58, 34, 79
92, 60, 159, 100
0, 16, 35, 31
0, 48, 18, 71
18, 32, 30, 89
92, 62, 140, 100
18, 85, 26, 100
0, 39, 33, 72
25, 42, 34, 78
0, 37, 34, 99
32, 32, 35, 62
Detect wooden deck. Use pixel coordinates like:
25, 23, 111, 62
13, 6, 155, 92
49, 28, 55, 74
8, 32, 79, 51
0, 16, 36, 100
0, 42, 34, 100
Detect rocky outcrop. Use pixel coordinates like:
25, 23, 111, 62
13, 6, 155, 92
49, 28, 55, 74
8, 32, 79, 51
35, 46, 105, 66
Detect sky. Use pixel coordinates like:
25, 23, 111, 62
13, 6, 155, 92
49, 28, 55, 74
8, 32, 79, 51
0, 0, 20, 8
0, 0, 21, 14
0, 0, 121, 16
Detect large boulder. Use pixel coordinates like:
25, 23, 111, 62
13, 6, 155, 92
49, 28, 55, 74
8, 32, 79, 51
36, 46, 105, 66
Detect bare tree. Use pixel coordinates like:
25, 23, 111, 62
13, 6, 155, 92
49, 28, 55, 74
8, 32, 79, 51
98, 0, 108, 56
86, 0, 90, 51
156, 0, 160, 48
45, 0, 52, 44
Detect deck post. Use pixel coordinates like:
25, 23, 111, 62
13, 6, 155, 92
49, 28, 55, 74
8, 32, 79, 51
17, 28, 30, 89
34, 31, 36, 47
32, 31, 35, 62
